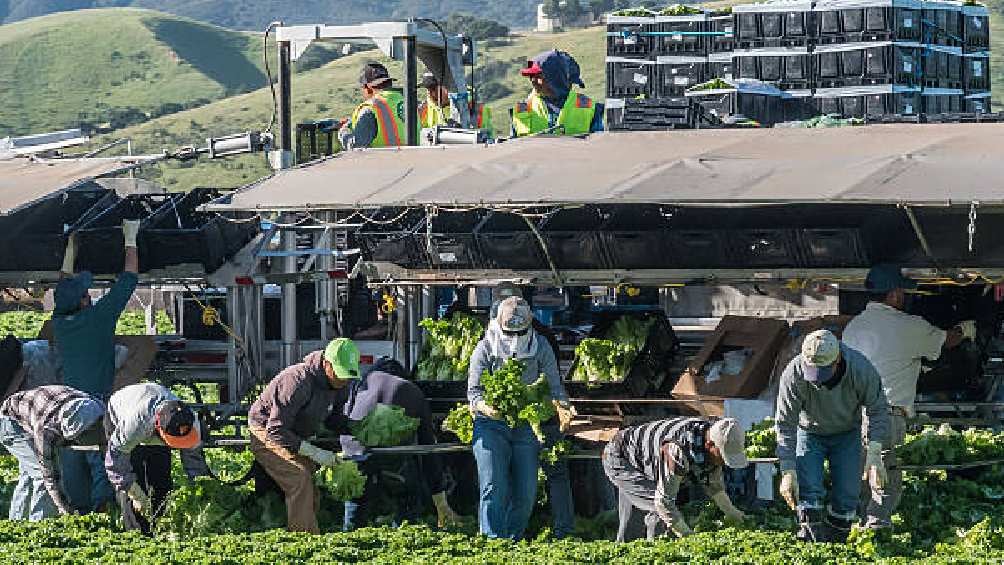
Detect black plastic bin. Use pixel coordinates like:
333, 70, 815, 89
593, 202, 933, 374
729, 229, 802, 268
0, 187, 118, 272
655, 15, 708, 55
655, 57, 708, 96
606, 97, 698, 131
962, 55, 990, 91
921, 8, 963, 47
799, 228, 869, 267
708, 14, 736, 53
607, 17, 657, 58
607, 57, 655, 98
814, 43, 920, 88
816, 5, 922, 43
962, 7, 990, 51
734, 48, 813, 90
814, 89, 921, 118
735, 7, 816, 48
601, 229, 732, 269
922, 92, 963, 115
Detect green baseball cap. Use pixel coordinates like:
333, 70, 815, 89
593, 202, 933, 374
324, 338, 361, 380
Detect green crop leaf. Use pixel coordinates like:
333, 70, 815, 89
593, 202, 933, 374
349, 404, 420, 447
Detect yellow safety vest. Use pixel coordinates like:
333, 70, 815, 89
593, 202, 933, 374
512, 90, 596, 137
351, 90, 406, 148
419, 96, 494, 136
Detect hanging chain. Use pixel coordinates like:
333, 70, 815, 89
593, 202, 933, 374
425, 205, 438, 256
968, 201, 979, 253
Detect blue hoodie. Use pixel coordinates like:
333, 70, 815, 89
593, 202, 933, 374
524, 50, 604, 133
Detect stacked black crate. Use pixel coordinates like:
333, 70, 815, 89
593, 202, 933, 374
651, 11, 711, 128
685, 79, 787, 125
961, 2, 991, 113
708, 10, 737, 80
733, 0, 817, 121
607, 14, 656, 129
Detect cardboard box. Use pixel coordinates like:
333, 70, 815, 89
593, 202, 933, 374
672, 316, 789, 398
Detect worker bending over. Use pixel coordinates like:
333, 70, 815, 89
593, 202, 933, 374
603, 416, 748, 541
843, 264, 972, 529
339, 62, 406, 149
340, 357, 460, 530
104, 382, 208, 534
776, 330, 890, 543
512, 50, 603, 137
467, 296, 572, 539
248, 338, 357, 534
419, 72, 493, 137
52, 222, 140, 513
0, 385, 105, 519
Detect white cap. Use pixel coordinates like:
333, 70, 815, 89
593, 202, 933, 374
709, 418, 748, 469
496, 296, 532, 332
800, 329, 841, 383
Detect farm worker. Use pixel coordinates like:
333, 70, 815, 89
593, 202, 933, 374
511, 49, 604, 137
338, 62, 406, 149
340, 356, 461, 531
490, 283, 576, 539
419, 71, 494, 137
775, 329, 891, 543
602, 416, 748, 542
248, 338, 357, 534
467, 296, 569, 539
104, 382, 207, 534
52, 222, 140, 513
0, 336, 127, 520
0, 385, 105, 520
842, 264, 972, 529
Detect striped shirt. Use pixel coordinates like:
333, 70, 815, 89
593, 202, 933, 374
0, 385, 96, 513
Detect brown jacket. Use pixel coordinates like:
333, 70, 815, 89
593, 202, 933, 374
248, 351, 348, 453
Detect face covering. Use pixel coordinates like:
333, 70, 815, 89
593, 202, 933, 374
486, 319, 538, 360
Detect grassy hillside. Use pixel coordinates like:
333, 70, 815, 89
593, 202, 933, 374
91, 26, 606, 190
0, 8, 268, 135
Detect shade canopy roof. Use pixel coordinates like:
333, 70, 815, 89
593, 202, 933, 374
0, 158, 134, 216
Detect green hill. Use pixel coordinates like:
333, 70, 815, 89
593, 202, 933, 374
90, 25, 606, 190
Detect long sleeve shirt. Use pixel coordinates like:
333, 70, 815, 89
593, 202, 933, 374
248, 351, 349, 455
340, 370, 447, 495
467, 331, 568, 409
775, 344, 891, 471
53, 272, 138, 397
0, 385, 97, 514
104, 382, 207, 490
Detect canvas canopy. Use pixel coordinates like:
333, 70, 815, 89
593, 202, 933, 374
205, 123, 1004, 213
0, 158, 134, 216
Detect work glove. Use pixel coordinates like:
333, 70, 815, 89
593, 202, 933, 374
338, 124, 355, 151
864, 441, 888, 491
779, 469, 799, 511
121, 220, 141, 248
298, 441, 340, 467
60, 233, 77, 274
711, 492, 746, 524
553, 399, 576, 434
473, 400, 499, 420
127, 482, 151, 516
957, 320, 977, 340
431, 491, 461, 528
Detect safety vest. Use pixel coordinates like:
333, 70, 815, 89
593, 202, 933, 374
351, 90, 406, 148
511, 90, 595, 137
419, 96, 494, 135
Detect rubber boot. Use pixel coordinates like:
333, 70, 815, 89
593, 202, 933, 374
825, 513, 854, 543
796, 508, 828, 543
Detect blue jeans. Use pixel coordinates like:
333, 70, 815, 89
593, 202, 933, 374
796, 428, 862, 518
60, 448, 114, 513
0, 417, 58, 521
343, 455, 424, 531
471, 417, 540, 539
541, 422, 575, 539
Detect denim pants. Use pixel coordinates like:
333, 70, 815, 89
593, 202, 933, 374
796, 428, 862, 518
540, 422, 575, 539
343, 455, 424, 531
0, 417, 58, 521
471, 417, 540, 539
60, 447, 114, 513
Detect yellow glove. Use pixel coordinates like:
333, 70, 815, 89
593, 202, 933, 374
473, 400, 499, 420
779, 469, 799, 511
712, 492, 746, 523
864, 441, 888, 491
432, 492, 460, 528
553, 400, 576, 433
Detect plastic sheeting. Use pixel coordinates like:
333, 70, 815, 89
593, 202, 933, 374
0, 158, 132, 215
206, 124, 1004, 213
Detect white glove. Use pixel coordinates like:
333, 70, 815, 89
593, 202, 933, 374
122, 220, 141, 248
432, 491, 461, 528
473, 400, 499, 420
711, 491, 746, 523
60, 234, 77, 274
553, 400, 576, 434
338, 124, 355, 151
957, 320, 977, 340
127, 482, 151, 515
864, 441, 888, 491
298, 440, 339, 467
779, 469, 799, 511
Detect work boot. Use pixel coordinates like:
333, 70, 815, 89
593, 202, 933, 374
825, 512, 854, 543
796, 508, 828, 543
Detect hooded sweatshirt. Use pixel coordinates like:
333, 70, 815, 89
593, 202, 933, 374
525, 50, 604, 133
249, 351, 349, 454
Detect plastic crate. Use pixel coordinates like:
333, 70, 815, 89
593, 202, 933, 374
964, 93, 991, 113
962, 7, 990, 51
708, 14, 736, 54
815, 6, 922, 43
600, 229, 731, 269
814, 87, 921, 118
606, 97, 697, 131
607, 16, 657, 58
962, 55, 990, 91
687, 85, 786, 125
922, 91, 964, 115
921, 7, 963, 47
607, 57, 655, 98
782, 93, 818, 122
735, 6, 816, 49
799, 228, 869, 267
730, 229, 802, 268
655, 14, 708, 55
655, 56, 708, 96
921, 49, 964, 89
734, 48, 814, 90
707, 53, 735, 80
814, 42, 920, 88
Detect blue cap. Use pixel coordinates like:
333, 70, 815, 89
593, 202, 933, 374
865, 264, 917, 294
53, 272, 93, 315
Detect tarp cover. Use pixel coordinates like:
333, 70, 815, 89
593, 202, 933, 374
206, 124, 1004, 212
0, 158, 131, 215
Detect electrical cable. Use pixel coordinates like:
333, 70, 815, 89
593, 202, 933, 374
263, 22, 283, 135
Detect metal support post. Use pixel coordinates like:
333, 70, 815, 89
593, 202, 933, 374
403, 35, 419, 146
420, 285, 435, 349
394, 286, 410, 366
275, 38, 294, 170
315, 211, 335, 341
407, 287, 422, 368
280, 214, 299, 367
